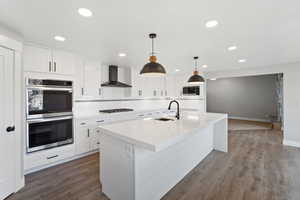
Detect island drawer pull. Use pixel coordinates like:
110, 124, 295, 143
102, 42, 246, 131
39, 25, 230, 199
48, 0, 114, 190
97, 120, 105, 123
138, 114, 144, 117
80, 122, 87, 125
47, 155, 58, 160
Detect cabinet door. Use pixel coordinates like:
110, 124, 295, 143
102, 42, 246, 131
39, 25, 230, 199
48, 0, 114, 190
166, 75, 175, 97
75, 122, 91, 155
84, 61, 101, 98
74, 56, 85, 99
52, 50, 75, 75
131, 69, 144, 97
23, 45, 52, 73
90, 128, 100, 151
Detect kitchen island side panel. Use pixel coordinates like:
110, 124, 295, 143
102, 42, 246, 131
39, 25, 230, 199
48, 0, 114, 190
100, 134, 135, 200
134, 126, 214, 200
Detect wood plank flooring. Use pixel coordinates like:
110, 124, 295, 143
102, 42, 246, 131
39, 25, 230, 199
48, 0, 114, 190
8, 128, 300, 200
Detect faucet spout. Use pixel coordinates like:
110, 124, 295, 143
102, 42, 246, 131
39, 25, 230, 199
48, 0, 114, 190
168, 100, 180, 120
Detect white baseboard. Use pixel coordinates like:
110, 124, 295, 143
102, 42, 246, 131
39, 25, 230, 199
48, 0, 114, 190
283, 140, 300, 148
229, 116, 271, 123
24, 150, 98, 175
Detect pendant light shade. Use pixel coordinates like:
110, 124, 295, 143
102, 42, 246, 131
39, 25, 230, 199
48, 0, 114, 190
188, 57, 205, 84
140, 33, 166, 76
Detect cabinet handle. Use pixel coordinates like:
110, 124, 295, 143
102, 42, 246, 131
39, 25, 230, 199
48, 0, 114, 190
96, 120, 104, 123
80, 122, 86, 125
138, 90, 142, 96
47, 155, 58, 160
99, 88, 101, 96
87, 129, 90, 137
49, 62, 52, 72
54, 62, 57, 72
81, 88, 84, 96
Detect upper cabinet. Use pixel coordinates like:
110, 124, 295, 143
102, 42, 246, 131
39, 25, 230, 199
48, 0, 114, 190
84, 61, 102, 98
23, 45, 75, 75
131, 69, 167, 98
74, 56, 102, 100
23, 45, 52, 73
52, 50, 75, 75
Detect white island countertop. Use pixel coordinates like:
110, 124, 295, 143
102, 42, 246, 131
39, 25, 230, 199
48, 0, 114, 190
99, 111, 227, 152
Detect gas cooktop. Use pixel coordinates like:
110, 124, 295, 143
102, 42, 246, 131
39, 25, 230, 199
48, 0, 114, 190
99, 108, 134, 114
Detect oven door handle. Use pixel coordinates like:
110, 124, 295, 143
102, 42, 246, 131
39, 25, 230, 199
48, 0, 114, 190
27, 116, 73, 124
26, 86, 72, 92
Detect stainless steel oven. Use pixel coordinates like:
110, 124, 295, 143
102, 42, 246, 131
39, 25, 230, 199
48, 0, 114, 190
26, 116, 74, 153
26, 79, 73, 119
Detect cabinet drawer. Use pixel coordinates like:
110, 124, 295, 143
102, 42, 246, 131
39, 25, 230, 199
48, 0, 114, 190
24, 144, 75, 170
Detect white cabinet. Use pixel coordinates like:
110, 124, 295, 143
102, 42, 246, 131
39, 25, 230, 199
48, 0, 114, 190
23, 44, 75, 75
75, 121, 91, 155
23, 45, 52, 73
131, 69, 144, 97
74, 56, 85, 99
52, 50, 75, 75
90, 128, 101, 151
74, 58, 102, 99
24, 144, 75, 171
84, 61, 102, 98
75, 120, 101, 155
131, 69, 166, 98
166, 75, 176, 97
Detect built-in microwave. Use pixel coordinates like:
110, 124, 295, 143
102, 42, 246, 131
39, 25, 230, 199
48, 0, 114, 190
182, 85, 202, 96
26, 116, 73, 153
26, 79, 73, 119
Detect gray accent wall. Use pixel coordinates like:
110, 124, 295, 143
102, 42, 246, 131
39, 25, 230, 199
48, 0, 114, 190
207, 74, 279, 121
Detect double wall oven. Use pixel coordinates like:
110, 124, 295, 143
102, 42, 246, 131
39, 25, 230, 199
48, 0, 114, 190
26, 79, 74, 153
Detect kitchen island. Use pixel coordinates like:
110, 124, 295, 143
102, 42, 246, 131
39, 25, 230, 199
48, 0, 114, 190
98, 110, 228, 200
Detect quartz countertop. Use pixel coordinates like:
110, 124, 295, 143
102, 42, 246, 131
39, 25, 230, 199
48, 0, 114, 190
98, 111, 227, 152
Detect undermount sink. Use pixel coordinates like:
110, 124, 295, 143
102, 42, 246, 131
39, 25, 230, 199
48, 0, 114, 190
155, 117, 175, 121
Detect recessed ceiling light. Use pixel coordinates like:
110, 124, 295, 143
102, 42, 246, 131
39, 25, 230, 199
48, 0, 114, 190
202, 65, 208, 68
175, 69, 180, 72
238, 59, 247, 63
78, 8, 93, 17
54, 36, 66, 42
119, 53, 126, 57
205, 20, 219, 28
210, 78, 217, 81
228, 46, 237, 51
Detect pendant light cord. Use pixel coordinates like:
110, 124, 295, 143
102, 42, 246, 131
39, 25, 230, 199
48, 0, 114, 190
194, 58, 198, 71
152, 37, 154, 56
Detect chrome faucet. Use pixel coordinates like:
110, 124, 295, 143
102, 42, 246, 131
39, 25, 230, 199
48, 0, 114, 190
168, 100, 180, 120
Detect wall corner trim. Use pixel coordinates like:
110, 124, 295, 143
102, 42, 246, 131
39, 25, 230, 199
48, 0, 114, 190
283, 140, 300, 148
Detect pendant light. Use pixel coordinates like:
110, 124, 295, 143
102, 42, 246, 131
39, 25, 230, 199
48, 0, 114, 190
140, 33, 166, 76
187, 56, 205, 84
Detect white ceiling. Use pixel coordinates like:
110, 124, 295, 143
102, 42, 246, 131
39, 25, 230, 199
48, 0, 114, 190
1, 0, 300, 74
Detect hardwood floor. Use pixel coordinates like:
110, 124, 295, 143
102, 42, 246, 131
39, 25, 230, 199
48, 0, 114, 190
8, 129, 300, 200
228, 119, 273, 131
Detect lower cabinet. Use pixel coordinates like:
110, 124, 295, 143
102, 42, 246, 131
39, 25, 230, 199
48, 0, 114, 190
24, 144, 75, 171
75, 119, 101, 155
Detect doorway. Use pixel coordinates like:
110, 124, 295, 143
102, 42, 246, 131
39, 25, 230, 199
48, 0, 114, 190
206, 74, 284, 131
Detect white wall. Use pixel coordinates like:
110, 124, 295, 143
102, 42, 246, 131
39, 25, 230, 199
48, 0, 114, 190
205, 63, 300, 148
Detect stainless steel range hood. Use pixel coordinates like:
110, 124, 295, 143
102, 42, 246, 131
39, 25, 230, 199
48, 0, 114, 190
101, 65, 132, 88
